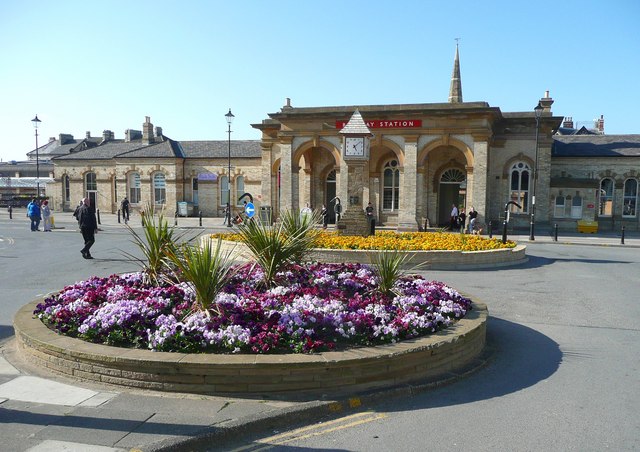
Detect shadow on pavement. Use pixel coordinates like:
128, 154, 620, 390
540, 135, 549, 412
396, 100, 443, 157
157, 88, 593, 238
0, 324, 15, 342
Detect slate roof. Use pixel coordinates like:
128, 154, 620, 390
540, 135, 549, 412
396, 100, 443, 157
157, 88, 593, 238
27, 137, 102, 159
52, 138, 261, 161
179, 140, 261, 158
553, 135, 640, 157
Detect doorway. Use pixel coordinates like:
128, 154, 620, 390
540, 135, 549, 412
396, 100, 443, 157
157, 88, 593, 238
438, 168, 466, 226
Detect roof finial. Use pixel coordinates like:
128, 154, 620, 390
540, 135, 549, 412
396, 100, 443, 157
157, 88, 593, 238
448, 39, 463, 103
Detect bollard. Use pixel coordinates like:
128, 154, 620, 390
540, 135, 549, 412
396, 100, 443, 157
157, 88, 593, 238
199, 210, 203, 227
501, 219, 508, 244
117, 209, 121, 223
96, 209, 101, 225
174, 211, 178, 226
488, 220, 492, 239
621, 225, 625, 245
8, 206, 12, 219
554, 223, 558, 242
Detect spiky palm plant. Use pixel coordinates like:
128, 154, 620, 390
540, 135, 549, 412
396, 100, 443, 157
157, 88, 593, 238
164, 238, 238, 316
369, 249, 427, 298
123, 203, 181, 284
237, 208, 321, 288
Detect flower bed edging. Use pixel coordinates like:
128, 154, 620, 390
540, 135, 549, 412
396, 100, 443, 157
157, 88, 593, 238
14, 299, 487, 396
213, 238, 527, 270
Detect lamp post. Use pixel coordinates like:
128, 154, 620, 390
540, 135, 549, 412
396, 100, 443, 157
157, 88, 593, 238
31, 115, 41, 198
529, 102, 543, 241
225, 108, 235, 227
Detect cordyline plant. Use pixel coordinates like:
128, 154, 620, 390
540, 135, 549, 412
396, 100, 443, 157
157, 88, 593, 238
123, 202, 185, 284
237, 208, 322, 288
368, 249, 428, 297
164, 237, 238, 317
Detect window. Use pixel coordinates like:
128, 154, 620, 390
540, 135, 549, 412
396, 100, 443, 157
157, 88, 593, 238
383, 160, 399, 211
554, 195, 566, 218
85, 172, 97, 191
571, 195, 582, 218
63, 175, 70, 202
220, 175, 230, 206
128, 172, 141, 204
153, 173, 166, 205
599, 178, 614, 216
623, 179, 638, 217
509, 162, 531, 213
235, 176, 245, 206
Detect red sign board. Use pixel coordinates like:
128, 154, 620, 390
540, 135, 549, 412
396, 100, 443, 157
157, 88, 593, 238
335, 119, 422, 130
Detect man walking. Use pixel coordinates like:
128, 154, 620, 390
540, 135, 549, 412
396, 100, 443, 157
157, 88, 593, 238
121, 196, 130, 223
78, 198, 98, 259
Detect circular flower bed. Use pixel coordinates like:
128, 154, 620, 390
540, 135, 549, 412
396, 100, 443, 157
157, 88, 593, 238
212, 230, 516, 252
34, 262, 471, 354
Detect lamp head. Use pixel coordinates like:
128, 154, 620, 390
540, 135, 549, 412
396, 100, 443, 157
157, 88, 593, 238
31, 115, 41, 129
534, 102, 543, 119
225, 108, 234, 125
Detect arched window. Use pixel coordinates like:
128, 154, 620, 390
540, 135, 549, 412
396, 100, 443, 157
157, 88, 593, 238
571, 195, 583, 218
623, 179, 638, 217
383, 160, 400, 211
63, 175, 70, 203
128, 172, 141, 204
235, 176, 245, 207
554, 195, 565, 218
220, 175, 230, 206
85, 172, 97, 191
509, 162, 531, 213
153, 173, 166, 205
599, 178, 614, 216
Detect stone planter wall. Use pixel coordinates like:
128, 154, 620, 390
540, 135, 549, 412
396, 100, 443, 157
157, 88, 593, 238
14, 300, 487, 397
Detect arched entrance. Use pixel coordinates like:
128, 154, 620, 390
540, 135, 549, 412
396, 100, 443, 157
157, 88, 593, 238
438, 168, 466, 226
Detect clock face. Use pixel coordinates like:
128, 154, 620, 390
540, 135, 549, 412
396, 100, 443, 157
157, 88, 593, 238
345, 137, 365, 157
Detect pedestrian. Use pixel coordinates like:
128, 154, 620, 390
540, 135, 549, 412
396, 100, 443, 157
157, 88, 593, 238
78, 197, 98, 259
27, 198, 41, 231
450, 203, 459, 231
321, 204, 328, 228
468, 206, 479, 234
334, 199, 342, 223
121, 196, 130, 223
73, 199, 83, 226
41, 200, 52, 232
300, 203, 313, 224
458, 209, 466, 233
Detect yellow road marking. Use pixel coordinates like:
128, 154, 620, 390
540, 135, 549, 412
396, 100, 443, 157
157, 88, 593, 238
229, 411, 387, 451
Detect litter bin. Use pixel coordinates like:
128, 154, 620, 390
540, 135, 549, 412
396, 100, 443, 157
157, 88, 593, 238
177, 202, 188, 217
259, 206, 272, 224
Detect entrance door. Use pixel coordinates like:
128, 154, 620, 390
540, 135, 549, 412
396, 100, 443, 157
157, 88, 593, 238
438, 168, 466, 226
325, 170, 336, 224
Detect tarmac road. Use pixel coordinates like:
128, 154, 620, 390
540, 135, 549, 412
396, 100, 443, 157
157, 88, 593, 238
1, 208, 639, 451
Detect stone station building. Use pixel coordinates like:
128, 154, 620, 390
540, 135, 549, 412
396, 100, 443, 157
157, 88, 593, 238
40, 46, 639, 232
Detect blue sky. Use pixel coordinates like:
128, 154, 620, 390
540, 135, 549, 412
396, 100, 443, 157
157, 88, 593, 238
1, 0, 639, 162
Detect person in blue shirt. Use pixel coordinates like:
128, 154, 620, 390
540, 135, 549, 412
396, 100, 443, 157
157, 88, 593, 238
26, 198, 41, 231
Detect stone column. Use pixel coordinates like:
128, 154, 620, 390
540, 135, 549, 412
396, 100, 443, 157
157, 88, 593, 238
398, 138, 418, 231
279, 139, 294, 212
260, 143, 272, 208
470, 139, 489, 225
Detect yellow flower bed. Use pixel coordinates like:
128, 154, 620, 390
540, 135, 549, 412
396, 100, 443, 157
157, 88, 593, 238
210, 231, 515, 252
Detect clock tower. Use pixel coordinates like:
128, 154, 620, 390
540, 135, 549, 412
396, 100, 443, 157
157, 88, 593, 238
338, 110, 374, 236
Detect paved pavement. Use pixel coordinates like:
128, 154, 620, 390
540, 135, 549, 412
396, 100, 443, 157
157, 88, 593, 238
1, 208, 639, 451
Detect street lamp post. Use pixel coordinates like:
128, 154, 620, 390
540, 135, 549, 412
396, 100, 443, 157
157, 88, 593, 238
31, 115, 41, 198
225, 109, 235, 227
529, 102, 543, 241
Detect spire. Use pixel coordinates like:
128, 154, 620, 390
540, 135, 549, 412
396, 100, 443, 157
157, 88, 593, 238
448, 41, 463, 103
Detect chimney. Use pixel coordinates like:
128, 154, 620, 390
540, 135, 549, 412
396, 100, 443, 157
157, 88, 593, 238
563, 117, 574, 129
155, 126, 163, 137
49, 137, 56, 142
597, 115, 605, 134
59, 133, 74, 145
142, 116, 154, 144
102, 130, 114, 143
539, 90, 554, 113
86, 131, 91, 139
